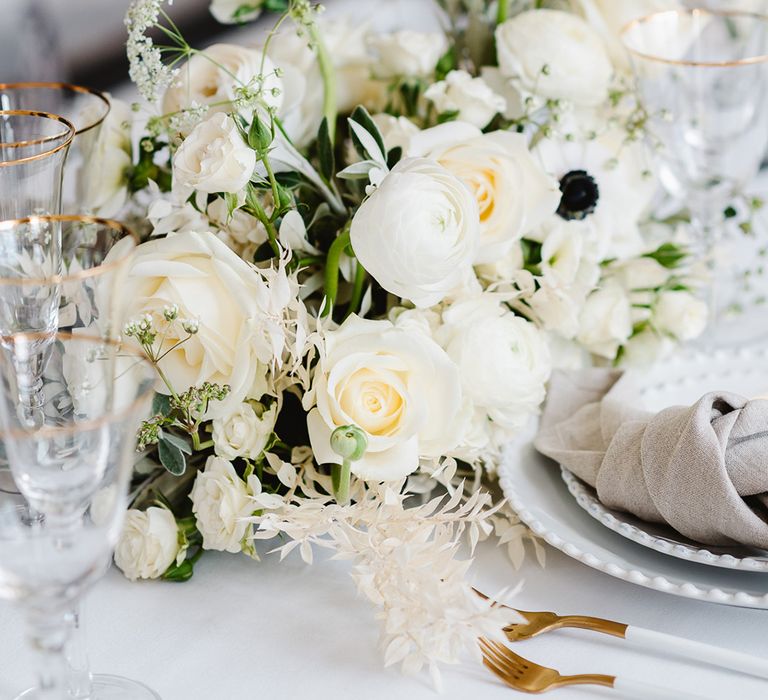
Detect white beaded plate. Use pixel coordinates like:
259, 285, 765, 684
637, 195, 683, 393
498, 346, 768, 608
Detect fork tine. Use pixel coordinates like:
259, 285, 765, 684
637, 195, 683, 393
478, 638, 525, 679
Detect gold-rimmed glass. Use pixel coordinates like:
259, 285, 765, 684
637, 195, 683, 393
621, 9, 768, 339
0, 83, 112, 210
0, 333, 159, 700
0, 215, 138, 424
0, 110, 74, 220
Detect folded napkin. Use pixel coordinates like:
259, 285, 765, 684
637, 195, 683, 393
534, 369, 768, 549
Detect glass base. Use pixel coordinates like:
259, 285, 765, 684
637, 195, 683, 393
16, 674, 161, 699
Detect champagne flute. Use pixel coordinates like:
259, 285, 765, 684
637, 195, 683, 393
0, 333, 159, 700
0, 110, 74, 220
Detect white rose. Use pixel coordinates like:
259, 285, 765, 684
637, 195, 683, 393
437, 296, 551, 436
408, 124, 560, 264
424, 70, 506, 128
190, 456, 257, 553
269, 21, 386, 147
577, 280, 633, 358
495, 10, 612, 107
569, 0, 681, 71
121, 231, 274, 418
212, 401, 277, 461
366, 31, 448, 79
163, 43, 281, 122
210, 0, 261, 24
114, 507, 180, 581
371, 114, 421, 153
621, 328, 675, 367
306, 315, 463, 481
173, 113, 256, 195
350, 157, 479, 308
653, 290, 707, 341
78, 96, 132, 217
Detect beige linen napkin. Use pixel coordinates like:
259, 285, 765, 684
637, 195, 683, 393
534, 369, 768, 549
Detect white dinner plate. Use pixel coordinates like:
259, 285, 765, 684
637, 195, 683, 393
499, 345, 768, 608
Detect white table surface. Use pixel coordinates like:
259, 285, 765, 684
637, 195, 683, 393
3, 0, 768, 697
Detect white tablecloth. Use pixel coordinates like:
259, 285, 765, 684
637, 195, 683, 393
1, 538, 767, 699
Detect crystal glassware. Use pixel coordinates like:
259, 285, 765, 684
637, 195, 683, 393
0, 216, 137, 425
0, 110, 74, 220
0, 83, 111, 210
621, 9, 768, 341
0, 332, 159, 700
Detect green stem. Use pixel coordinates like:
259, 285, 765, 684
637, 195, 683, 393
246, 186, 280, 256
323, 227, 351, 316
152, 362, 180, 402
345, 260, 367, 319
308, 23, 337, 143
496, 0, 508, 24
331, 459, 351, 505
190, 432, 214, 452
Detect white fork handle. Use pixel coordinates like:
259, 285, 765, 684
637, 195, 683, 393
614, 677, 710, 700
626, 625, 768, 679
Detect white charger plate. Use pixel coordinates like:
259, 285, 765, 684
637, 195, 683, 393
498, 345, 768, 608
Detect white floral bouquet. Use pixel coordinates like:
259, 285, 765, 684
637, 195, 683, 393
89, 0, 711, 685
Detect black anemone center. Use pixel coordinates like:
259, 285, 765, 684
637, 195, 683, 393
556, 170, 599, 221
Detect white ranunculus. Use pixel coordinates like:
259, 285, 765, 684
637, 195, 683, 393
190, 456, 258, 553
653, 290, 707, 341
371, 114, 421, 153
305, 315, 463, 481
210, 0, 262, 24
569, 0, 681, 71
121, 231, 276, 418
577, 280, 633, 358
495, 10, 612, 107
212, 401, 277, 461
114, 507, 180, 581
78, 96, 132, 217
407, 123, 560, 264
366, 31, 448, 79
437, 296, 551, 437
424, 70, 506, 128
163, 43, 281, 122
173, 113, 256, 195
350, 157, 479, 308
268, 20, 385, 148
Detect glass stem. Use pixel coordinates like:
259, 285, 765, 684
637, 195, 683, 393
26, 604, 71, 700
690, 198, 724, 327
65, 603, 94, 699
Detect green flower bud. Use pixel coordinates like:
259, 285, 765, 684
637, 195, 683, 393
330, 425, 367, 461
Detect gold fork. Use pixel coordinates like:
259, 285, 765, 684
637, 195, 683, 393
478, 638, 708, 699
474, 589, 768, 679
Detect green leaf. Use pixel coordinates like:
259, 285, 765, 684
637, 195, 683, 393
224, 192, 239, 218
436, 109, 460, 124
162, 432, 193, 455
248, 113, 273, 152
158, 439, 187, 476
644, 242, 687, 269
162, 559, 194, 582
152, 393, 172, 417
386, 146, 402, 170
317, 117, 335, 182
349, 106, 386, 162
274, 171, 302, 188
263, 0, 290, 11
723, 205, 738, 219
434, 46, 457, 81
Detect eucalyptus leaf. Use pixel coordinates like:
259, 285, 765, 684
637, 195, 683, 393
161, 432, 193, 455
152, 393, 171, 416
158, 439, 187, 476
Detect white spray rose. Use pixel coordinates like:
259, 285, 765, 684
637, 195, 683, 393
121, 231, 277, 418
407, 123, 559, 264
190, 456, 258, 553
212, 401, 277, 461
210, 0, 262, 24
305, 315, 463, 481
163, 43, 281, 122
577, 280, 633, 358
367, 31, 448, 79
173, 112, 256, 195
424, 70, 506, 128
495, 10, 612, 107
530, 279, 583, 339
653, 290, 707, 341
611, 257, 670, 291
114, 507, 180, 581
621, 328, 675, 366
437, 296, 551, 437
350, 157, 479, 308
78, 96, 132, 217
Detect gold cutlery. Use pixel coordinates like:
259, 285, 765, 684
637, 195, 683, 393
478, 638, 707, 698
